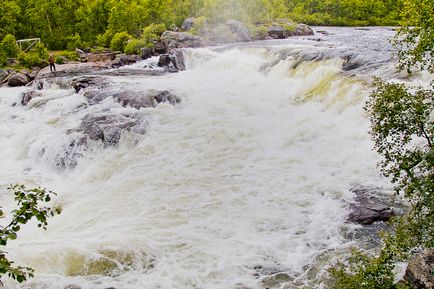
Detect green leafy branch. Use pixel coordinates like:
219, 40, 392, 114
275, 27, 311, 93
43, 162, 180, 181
0, 184, 61, 284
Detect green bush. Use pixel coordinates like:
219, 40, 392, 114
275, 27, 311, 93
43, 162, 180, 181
110, 31, 132, 52
57, 50, 79, 61
66, 33, 82, 51
141, 23, 166, 46
18, 52, 48, 68
33, 42, 49, 59
1, 34, 19, 58
124, 39, 147, 55
0, 50, 7, 66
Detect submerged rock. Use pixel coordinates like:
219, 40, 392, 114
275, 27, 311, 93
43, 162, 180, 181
21, 90, 43, 105
403, 249, 434, 289
115, 90, 181, 109
71, 76, 109, 93
348, 186, 395, 225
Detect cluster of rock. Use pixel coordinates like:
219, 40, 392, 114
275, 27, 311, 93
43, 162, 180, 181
0, 68, 40, 87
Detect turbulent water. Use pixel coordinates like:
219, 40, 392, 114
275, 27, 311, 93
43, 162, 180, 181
0, 27, 423, 289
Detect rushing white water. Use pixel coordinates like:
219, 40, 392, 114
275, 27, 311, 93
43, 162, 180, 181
0, 27, 418, 289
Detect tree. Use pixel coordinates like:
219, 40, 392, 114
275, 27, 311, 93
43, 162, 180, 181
0, 185, 61, 285
0, 34, 19, 58
330, 0, 433, 287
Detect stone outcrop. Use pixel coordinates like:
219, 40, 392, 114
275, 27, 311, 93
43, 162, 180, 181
8, 72, 29, 87
267, 21, 314, 39
21, 90, 43, 105
225, 19, 252, 42
404, 250, 434, 289
348, 186, 395, 225
161, 31, 205, 50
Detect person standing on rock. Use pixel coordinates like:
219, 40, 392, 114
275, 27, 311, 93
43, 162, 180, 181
49, 54, 56, 72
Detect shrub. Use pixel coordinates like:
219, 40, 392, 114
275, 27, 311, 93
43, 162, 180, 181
1, 34, 19, 58
141, 23, 166, 46
124, 39, 147, 55
66, 33, 82, 51
18, 52, 48, 68
0, 50, 7, 66
110, 31, 132, 52
57, 50, 79, 61
33, 42, 49, 60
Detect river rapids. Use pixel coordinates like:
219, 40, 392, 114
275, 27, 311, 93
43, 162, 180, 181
0, 27, 425, 289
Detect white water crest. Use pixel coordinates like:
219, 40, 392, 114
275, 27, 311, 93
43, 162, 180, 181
0, 27, 418, 289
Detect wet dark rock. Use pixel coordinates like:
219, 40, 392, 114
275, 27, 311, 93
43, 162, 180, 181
158, 50, 186, 72
21, 90, 43, 105
71, 76, 109, 93
182, 17, 196, 31
115, 90, 181, 109
348, 186, 395, 225
225, 19, 252, 42
111, 54, 141, 68
403, 249, 434, 289
161, 31, 205, 50
267, 22, 313, 39
82, 90, 112, 105
152, 90, 181, 105
140, 47, 154, 60
29, 70, 39, 81
114, 90, 154, 109
153, 41, 168, 54
8, 73, 29, 87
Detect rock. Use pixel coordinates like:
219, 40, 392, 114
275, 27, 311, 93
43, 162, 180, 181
158, 50, 185, 72
404, 249, 434, 289
29, 70, 39, 81
160, 31, 205, 50
114, 90, 154, 109
111, 54, 141, 68
36, 63, 110, 79
152, 90, 181, 105
295, 23, 314, 36
80, 113, 146, 147
225, 19, 252, 42
153, 41, 168, 54
348, 186, 395, 225
140, 47, 154, 59
71, 76, 109, 93
86, 52, 117, 62
21, 90, 43, 105
8, 73, 29, 87
115, 89, 181, 109
182, 17, 196, 31
0, 69, 9, 83
267, 25, 286, 39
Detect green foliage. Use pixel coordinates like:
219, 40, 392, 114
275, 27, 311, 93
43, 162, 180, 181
57, 50, 79, 62
141, 23, 167, 46
33, 42, 49, 60
0, 34, 19, 58
0, 50, 7, 66
124, 39, 147, 55
66, 33, 82, 51
394, 0, 434, 73
110, 31, 132, 52
17, 52, 47, 68
0, 184, 61, 284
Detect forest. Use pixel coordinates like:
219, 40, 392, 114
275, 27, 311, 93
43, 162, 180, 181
1, 0, 404, 50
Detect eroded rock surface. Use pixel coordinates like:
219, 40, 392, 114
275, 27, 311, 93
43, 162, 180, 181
404, 250, 434, 289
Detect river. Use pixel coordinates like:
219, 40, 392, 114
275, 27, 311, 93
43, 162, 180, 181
0, 27, 423, 289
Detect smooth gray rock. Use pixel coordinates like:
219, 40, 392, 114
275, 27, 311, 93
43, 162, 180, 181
110, 54, 141, 68
225, 19, 252, 42
267, 25, 286, 39
295, 23, 314, 36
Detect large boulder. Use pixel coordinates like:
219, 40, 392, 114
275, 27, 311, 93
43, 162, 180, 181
347, 186, 395, 225
71, 76, 109, 93
267, 21, 314, 39
8, 73, 29, 87
404, 250, 434, 289
21, 90, 43, 105
160, 31, 205, 50
182, 17, 195, 31
225, 19, 252, 42
115, 90, 181, 109
267, 25, 286, 39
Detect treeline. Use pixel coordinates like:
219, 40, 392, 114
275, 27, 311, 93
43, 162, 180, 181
1, 0, 404, 50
